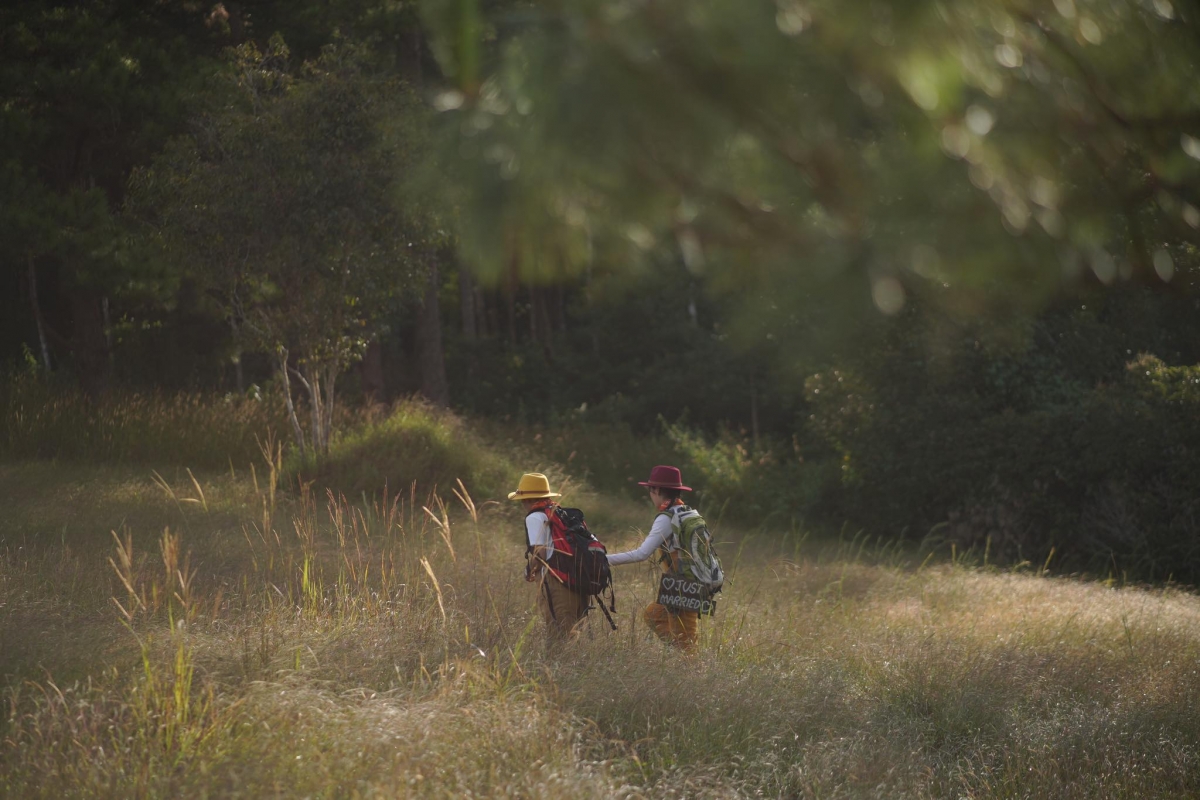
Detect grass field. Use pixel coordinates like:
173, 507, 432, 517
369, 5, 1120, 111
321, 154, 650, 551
2, 409, 1200, 798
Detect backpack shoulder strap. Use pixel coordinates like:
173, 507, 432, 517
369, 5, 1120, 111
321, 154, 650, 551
655, 503, 687, 551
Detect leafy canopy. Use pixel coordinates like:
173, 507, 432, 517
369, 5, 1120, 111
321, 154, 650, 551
130, 36, 441, 367
425, 0, 1200, 343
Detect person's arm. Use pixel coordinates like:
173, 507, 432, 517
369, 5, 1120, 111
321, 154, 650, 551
525, 512, 551, 581
607, 513, 673, 566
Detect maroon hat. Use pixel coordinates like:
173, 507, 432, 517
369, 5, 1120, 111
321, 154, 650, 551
638, 465, 692, 492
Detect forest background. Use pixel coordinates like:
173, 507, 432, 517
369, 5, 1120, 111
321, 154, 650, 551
5, 0, 1200, 583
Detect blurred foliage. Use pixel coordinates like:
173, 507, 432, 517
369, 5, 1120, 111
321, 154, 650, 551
427, 0, 1200, 346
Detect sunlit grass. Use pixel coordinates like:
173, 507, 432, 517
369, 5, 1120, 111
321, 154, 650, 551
0, 375, 288, 468
2, 418, 1200, 797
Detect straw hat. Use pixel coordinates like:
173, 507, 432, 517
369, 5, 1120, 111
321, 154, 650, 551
507, 472, 562, 500
637, 465, 692, 492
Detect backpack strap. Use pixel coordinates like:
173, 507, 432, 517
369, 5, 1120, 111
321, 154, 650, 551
528, 503, 573, 585
654, 503, 684, 569
595, 594, 617, 630
655, 502, 691, 547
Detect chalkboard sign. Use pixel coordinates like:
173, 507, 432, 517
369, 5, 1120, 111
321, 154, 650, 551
657, 574, 718, 617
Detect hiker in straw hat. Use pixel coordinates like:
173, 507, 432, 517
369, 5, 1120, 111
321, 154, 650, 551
508, 473, 589, 641
607, 465, 707, 650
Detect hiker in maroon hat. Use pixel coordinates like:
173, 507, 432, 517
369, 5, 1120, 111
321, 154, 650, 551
607, 465, 723, 651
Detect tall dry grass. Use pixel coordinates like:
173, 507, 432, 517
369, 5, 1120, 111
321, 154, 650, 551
2, 449, 1200, 797
0, 375, 288, 468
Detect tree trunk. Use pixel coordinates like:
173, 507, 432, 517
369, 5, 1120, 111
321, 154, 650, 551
531, 285, 554, 362
504, 275, 517, 345
416, 260, 450, 407
230, 318, 244, 393
360, 339, 385, 404
483, 289, 499, 339
101, 296, 114, 369
551, 283, 566, 334
475, 287, 488, 338
233, 352, 245, 393
321, 359, 337, 453
585, 261, 599, 357
27, 256, 52, 371
458, 263, 477, 341
306, 365, 324, 455
68, 288, 111, 396
528, 285, 540, 341
277, 346, 307, 459
291, 357, 340, 457
750, 379, 760, 451
457, 265, 480, 384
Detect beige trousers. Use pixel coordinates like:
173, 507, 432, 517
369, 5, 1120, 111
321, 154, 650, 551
643, 602, 700, 651
537, 575, 589, 641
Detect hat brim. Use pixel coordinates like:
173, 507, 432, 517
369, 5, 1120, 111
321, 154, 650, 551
507, 490, 562, 500
637, 481, 692, 492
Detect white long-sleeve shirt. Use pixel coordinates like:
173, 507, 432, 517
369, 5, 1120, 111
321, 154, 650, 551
526, 510, 553, 556
607, 511, 674, 566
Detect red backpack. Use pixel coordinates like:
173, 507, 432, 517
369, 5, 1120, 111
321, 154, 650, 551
527, 504, 617, 629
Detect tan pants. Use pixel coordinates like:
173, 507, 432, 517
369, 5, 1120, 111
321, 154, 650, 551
643, 602, 700, 651
537, 575, 589, 641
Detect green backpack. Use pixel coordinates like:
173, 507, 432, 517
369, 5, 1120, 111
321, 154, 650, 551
660, 505, 724, 593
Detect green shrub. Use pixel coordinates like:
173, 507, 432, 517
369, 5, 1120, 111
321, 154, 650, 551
481, 414, 687, 499
802, 325, 1200, 583
295, 400, 513, 501
663, 420, 831, 525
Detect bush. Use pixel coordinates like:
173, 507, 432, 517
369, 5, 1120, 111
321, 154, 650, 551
294, 400, 513, 501
803, 313, 1200, 583
663, 420, 832, 525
